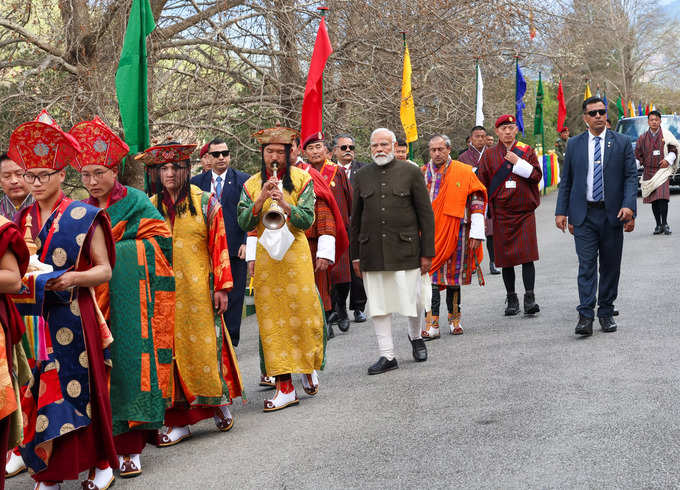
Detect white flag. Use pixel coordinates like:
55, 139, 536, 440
475, 64, 484, 126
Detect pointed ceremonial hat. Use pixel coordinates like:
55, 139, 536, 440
8, 109, 82, 170
69, 116, 130, 171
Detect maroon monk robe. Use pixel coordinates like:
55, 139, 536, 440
635, 129, 671, 203
0, 219, 29, 490
458, 145, 493, 236
477, 141, 542, 268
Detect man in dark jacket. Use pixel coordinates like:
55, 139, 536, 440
350, 128, 435, 375
555, 97, 637, 336
190, 138, 250, 345
332, 133, 368, 323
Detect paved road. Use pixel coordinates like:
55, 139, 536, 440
9, 192, 680, 489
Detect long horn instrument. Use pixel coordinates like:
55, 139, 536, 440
262, 161, 287, 230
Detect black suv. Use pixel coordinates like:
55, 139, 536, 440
615, 115, 680, 188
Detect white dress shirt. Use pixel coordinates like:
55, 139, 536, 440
211, 169, 229, 196
587, 128, 607, 202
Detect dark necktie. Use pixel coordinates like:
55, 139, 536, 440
592, 136, 603, 201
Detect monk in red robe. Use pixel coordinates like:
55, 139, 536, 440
477, 115, 542, 317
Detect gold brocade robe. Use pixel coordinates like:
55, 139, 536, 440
239, 168, 325, 376
152, 186, 243, 406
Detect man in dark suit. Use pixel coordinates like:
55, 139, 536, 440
555, 96, 637, 336
190, 138, 250, 345
332, 133, 368, 323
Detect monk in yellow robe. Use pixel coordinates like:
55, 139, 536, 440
238, 125, 325, 412
139, 142, 244, 446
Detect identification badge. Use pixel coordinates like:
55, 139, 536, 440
505, 180, 517, 189
653, 150, 661, 156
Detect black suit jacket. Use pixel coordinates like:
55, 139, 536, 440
190, 167, 250, 257
555, 129, 637, 228
347, 160, 367, 188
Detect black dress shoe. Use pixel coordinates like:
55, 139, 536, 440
654, 225, 663, 235
337, 317, 350, 332
489, 263, 501, 275
575, 314, 593, 336
599, 316, 617, 332
613, 309, 619, 317
523, 291, 540, 315
409, 336, 427, 362
664, 225, 672, 235
367, 356, 399, 375
354, 310, 367, 322
327, 323, 335, 339
326, 311, 339, 325
505, 293, 520, 316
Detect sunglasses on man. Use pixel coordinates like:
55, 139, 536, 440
586, 109, 607, 117
209, 150, 230, 158
337, 145, 355, 151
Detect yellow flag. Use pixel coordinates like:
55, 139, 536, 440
400, 43, 418, 143
583, 83, 592, 100
628, 100, 635, 116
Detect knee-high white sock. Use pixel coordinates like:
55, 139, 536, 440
372, 314, 394, 360
408, 312, 423, 340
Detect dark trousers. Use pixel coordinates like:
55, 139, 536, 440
331, 282, 351, 318
431, 285, 460, 317
573, 206, 623, 319
224, 257, 247, 346
349, 265, 367, 312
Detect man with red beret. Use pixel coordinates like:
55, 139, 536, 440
555, 127, 570, 167
477, 115, 543, 317
302, 132, 353, 333
197, 143, 212, 174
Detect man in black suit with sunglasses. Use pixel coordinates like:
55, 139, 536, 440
191, 138, 250, 345
555, 97, 637, 337
332, 134, 368, 323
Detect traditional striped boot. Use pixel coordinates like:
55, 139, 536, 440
422, 313, 440, 340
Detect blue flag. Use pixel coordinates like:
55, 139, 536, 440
515, 62, 527, 135
638, 101, 643, 116
603, 93, 608, 113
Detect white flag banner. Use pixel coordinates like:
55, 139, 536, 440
475, 64, 484, 126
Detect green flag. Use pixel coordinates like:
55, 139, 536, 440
115, 0, 156, 161
616, 96, 625, 118
533, 72, 544, 137
533, 73, 548, 189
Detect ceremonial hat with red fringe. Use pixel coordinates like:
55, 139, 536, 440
69, 116, 130, 171
135, 144, 197, 167
8, 110, 81, 170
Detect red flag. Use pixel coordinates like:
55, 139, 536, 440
300, 18, 333, 144
557, 80, 567, 132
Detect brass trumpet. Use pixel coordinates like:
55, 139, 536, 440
262, 161, 287, 230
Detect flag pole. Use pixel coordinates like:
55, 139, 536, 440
318, 6, 328, 136
401, 31, 414, 160
539, 71, 546, 195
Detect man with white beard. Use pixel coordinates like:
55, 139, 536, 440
349, 128, 435, 375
